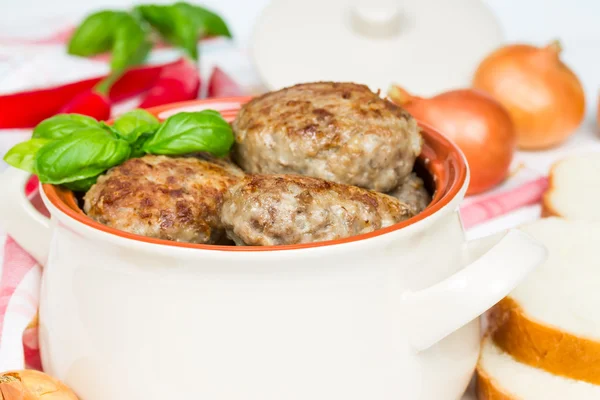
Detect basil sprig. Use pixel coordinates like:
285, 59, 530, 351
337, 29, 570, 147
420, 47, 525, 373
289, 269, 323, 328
142, 111, 234, 156
3, 139, 52, 174
135, 4, 197, 60
68, 11, 150, 73
135, 2, 231, 61
110, 14, 152, 72
112, 109, 160, 143
3, 109, 234, 192
112, 109, 161, 158
32, 114, 100, 139
34, 128, 131, 185
68, 11, 128, 57
68, 2, 231, 68
175, 2, 232, 39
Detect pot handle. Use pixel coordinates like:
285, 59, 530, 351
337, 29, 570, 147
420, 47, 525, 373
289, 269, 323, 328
0, 167, 51, 265
401, 229, 547, 352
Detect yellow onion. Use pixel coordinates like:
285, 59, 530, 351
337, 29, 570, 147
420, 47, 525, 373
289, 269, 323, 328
0, 370, 77, 399
389, 86, 516, 195
473, 40, 585, 149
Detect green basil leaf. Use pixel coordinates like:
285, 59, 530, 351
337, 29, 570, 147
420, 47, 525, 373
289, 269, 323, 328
111, 14, 152, 71
171, 14, 199, 61
63, 176, 100, 192
174, 2, 232, 38
32, 114, 100, 139
136, 4, 198, 60
34, 127, 131, 185
98, 122, 121, 137
68, 10, 128, 56
141, 110, 234, 157
3, 138, 52, 174
134, 5, 171, 38
130, 132, 154, 158
113, 109, 160, 143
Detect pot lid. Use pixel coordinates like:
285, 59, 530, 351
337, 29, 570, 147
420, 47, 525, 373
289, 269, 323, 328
251, 0, 504, 96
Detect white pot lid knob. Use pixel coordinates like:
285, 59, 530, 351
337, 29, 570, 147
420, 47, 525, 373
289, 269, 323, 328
251, 0, 504, 96
350, 0, 401, 38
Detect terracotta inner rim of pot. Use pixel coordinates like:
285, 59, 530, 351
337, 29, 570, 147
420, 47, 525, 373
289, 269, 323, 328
41, 97, 467, 252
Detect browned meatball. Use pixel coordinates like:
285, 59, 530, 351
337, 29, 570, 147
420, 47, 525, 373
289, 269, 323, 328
220, 174, 414, 246
232, 82, 422, 192
387, 173, 431, 215
84, 155, 244, 244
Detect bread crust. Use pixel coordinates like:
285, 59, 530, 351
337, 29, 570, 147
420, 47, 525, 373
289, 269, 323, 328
488, 297, 600, 385
541, 161, 562, 218
476, 362, 516, 400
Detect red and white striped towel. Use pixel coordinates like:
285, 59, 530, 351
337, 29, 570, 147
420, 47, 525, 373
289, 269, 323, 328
0, 183, 43, 371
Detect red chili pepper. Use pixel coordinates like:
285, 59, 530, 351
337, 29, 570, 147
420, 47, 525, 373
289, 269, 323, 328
0, 78, 100, 128
109, 62, 171, 102
207, 66, 243, 98
59, 67, 120, 120
138, 58, 200, 108
0, 61, 176, 129
60, 89, 111, 121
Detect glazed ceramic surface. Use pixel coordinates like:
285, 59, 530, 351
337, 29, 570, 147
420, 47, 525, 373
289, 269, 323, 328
0, 98, 546, 400
252, 0, 504, 95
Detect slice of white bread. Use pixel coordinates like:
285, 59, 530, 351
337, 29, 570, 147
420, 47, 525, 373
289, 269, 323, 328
477, 337, 600, 400
487, 217, 600, 384
542, 154, 600, 219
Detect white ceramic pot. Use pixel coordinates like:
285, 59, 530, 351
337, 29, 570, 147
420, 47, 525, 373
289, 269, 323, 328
0, 98, 546, 400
